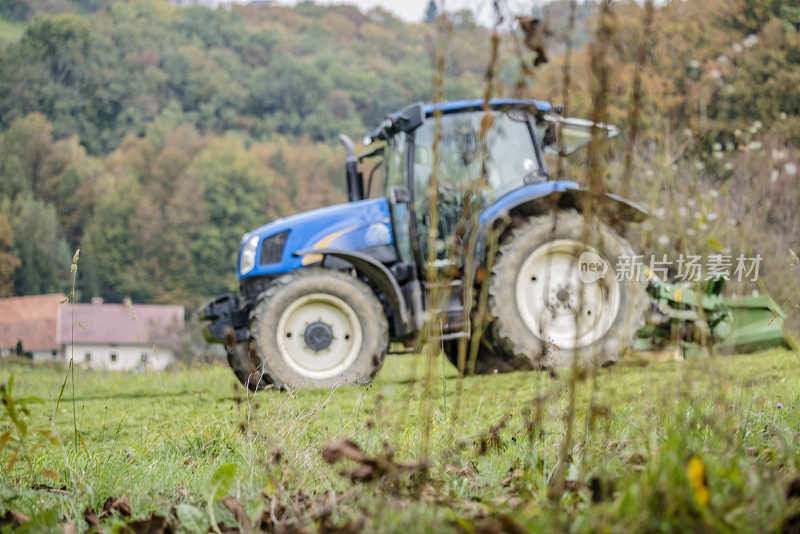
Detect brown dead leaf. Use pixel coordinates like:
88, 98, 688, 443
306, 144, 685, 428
516, 16, 549, 66
589, 476, 616, 503
321, 440, 368, 464
498, 514, 528, 534
343, 465, 377, 482
500, 468, 524, 487
784, 513, 800, 534
489, 496, 523, 509
620, 450, 647, 466
220, 496, 252, 533
120, 513, 173, 534
476, 415, 510, 455
61, 520, 78, 534
0, 510, 30, 528
321, 439, 425, 483
84, 508, 101, 531
101, 496, 132, 518
788, 478, 800, 500
319, 510, 365, 534
563, 479, 590, 494
443, 464, 476, 479
458, 519, 503, 534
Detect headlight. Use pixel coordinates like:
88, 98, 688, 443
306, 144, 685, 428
239, 235, 259, 275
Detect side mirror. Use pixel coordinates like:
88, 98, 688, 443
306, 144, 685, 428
396, 102, 425, 133
389, 186, 411, 204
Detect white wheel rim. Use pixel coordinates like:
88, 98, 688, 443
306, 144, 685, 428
514, 239, 620, 350
276, 293, 363, 380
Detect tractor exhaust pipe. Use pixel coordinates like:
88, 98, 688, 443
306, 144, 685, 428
338, 134, 364, 202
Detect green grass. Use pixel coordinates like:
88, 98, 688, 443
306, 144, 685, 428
0, 15, 24, 45
1, 349, 799, 532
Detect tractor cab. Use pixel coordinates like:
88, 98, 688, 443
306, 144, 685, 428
359, 99, 621, 271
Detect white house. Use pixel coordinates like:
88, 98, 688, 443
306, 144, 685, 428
57, 301, 184, 371
0, 295, 184, 371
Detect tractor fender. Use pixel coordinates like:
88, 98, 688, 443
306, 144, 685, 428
293, 247, 411, 333
479, 181, 648, 230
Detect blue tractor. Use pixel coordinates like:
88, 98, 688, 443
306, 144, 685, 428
200, 98, 650, 390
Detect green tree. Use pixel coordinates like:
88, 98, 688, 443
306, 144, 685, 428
82, 174, 148, 302
185, 139, 274, 297
0, 214, 21, 297
4, 195, 70, 295
0, 114, 99, 245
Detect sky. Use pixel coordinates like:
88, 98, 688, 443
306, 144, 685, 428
271, 0, 540, 25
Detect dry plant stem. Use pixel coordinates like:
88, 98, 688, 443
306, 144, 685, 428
556, 0, 578, 178
621, 0, 655, 198
580, 0, 654, 479
70, 252, 78, 451
466, 225, 503, 378
551, 1, 616, 505
586, 0, 614, 200
453, 0, 503, 389
419, 3, 449, 460
448, 2, 506, 443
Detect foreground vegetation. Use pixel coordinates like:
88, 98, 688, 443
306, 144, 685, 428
1, 349, 798, 532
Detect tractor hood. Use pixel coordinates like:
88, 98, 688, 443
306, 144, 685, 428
237, 198, 393, 279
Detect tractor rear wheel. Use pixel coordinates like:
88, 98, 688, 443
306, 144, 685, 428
249, 268, 389, 389
442, 338, 532, 375
488, 211, 647, 369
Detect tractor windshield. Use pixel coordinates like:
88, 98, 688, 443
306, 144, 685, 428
412, 110, 538, 204
404, 110, 540, 262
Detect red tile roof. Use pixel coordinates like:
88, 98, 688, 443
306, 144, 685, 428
58, 303, 185, 346
0, 294, 65, 352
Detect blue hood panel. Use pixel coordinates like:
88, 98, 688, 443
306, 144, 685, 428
238, 198, 393, 279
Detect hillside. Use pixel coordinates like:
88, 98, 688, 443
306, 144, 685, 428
0, 0, 797, 332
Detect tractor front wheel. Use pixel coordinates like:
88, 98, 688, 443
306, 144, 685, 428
248, 268, 389, 389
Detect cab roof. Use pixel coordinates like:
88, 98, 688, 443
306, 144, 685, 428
366, 98, 554, 144
418, 98, 552, 116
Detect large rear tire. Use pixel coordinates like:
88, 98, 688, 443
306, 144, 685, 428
488, 211, 647, 369
442, 338, 531, 375
249, 268, 389, 389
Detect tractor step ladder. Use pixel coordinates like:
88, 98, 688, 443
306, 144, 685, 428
424, 277, 470, 341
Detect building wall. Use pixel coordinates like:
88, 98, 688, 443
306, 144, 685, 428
32, 350, 60, 362
64, 344, 175, 371
0, 347, 59, 362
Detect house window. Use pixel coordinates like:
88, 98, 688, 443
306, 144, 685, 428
85, 352, 91, 362
110, 353, 117, 363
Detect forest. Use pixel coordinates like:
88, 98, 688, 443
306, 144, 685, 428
0, 0, 798, 323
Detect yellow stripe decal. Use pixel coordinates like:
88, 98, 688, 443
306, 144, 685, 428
301, 225, 360, 265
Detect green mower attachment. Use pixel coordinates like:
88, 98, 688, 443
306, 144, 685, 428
635, 270, 787, 357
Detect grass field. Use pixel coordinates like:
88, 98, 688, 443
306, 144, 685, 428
1, 349, 799, 532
